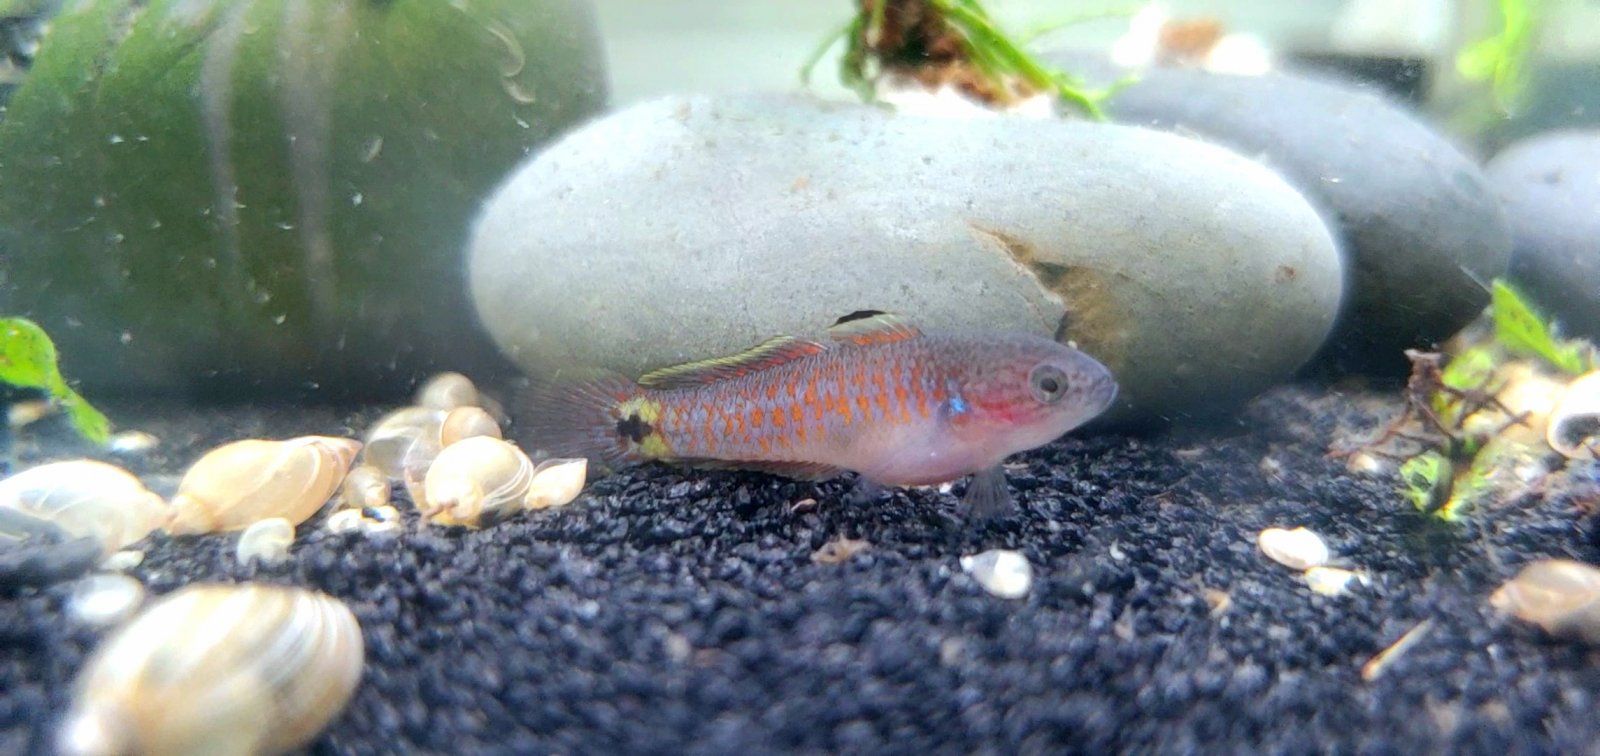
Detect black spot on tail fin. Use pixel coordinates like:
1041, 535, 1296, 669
515, 369, 643, 471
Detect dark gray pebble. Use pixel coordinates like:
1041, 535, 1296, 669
1485, 130, 1600, 338
1065, 62, 1513, 372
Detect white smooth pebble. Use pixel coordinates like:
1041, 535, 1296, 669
960, 550, 1033, 599
1257, 526, 1331, 571
67, 574, 145, 627
236, 517, 295, 565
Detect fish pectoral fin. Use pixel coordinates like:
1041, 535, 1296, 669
961, 466, 1014, 519
637, 336, 828, 389
679, 458, 843, 482
827, 310, 922, 347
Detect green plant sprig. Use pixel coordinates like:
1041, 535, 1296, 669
1394, 279, 1593, 523
1456, 0, 1540, 116
1490, 279, 1590, 375
0, 317, 110, 444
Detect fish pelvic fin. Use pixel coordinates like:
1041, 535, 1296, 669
637, 336, 827, 389
518, 370, 659, 471
962, 466, 1015, 519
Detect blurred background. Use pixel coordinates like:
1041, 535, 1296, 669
592, 0, 1600, 151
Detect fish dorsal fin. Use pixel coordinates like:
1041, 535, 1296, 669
637, 336, 827, 389
827, 310, 921, 347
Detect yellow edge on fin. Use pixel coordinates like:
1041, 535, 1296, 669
637, 336, 827, 389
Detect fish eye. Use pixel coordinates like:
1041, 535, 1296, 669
1029, 364, 1069, 403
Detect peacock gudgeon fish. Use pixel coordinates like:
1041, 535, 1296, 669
524, 312, 1117, 515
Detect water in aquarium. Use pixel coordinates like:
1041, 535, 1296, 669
2, 0, 1599, 752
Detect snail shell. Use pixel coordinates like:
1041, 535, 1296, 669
1548, 371, 1600, 459
326, 505, 402, 535
166, 437, 361, 535
1461, 361, 1563, 446
416, 372, 480, 411
236, 517, 295, 566
422, 436, 535, 527
1490, 558, 1600, 644
525, 458, 588, 510
0, 460, 166, 556
439, 406, 502, 447
58, 583, 364, 756
339, 465, 391, 511
360, 407, 447, 481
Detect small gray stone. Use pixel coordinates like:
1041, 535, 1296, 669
1485, 130, 1600, 338
1078, 64, 1512, 372
469, 94, 1341, 421
0, 509, 102, 589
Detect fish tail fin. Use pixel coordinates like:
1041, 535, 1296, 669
516, 369, 649, 471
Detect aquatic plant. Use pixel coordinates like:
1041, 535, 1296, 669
0, 317, 109, 444
802, 0, 1126, 119
1490, 279, 1589, 375
1382, 280, 1597, 521
1456, 0, 1542, 116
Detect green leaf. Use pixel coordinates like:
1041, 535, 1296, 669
1434, 443, 1499, 522
1454, 0, 1539, 114
1491, 280, 1588, 375
1399, 451, 1452, 514
1440, 346, 1498, 392
0, 317, 110, 444
1435, 345, 1499, 427
0, 317, 61, 389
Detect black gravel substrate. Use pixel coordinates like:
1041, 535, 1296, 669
4, 386, 1600, 754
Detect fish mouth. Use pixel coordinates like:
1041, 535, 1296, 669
1090, 369, 1119, 414
1076, 358, 1119, 417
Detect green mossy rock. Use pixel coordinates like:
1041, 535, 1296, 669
0, 0, 606, 397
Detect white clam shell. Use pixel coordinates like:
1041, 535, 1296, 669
1257, 526, 1331, 571
1303, 566, 1367, 597
167, 437, 361, 535
423, 437, 535, 527
1548, 371, 1600, 459
361, 407, 447, 481
107, 430, 161, 456
236, 518, 295, 566
101, 550, 144, 572
7, 398, 55, 428
960, 549, 1033, 599
67, 574, 146, 628
0, 460, 166, 555
59, 583, 364, 756
1490, 559, 1600, 644
524, 458, 588, 510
